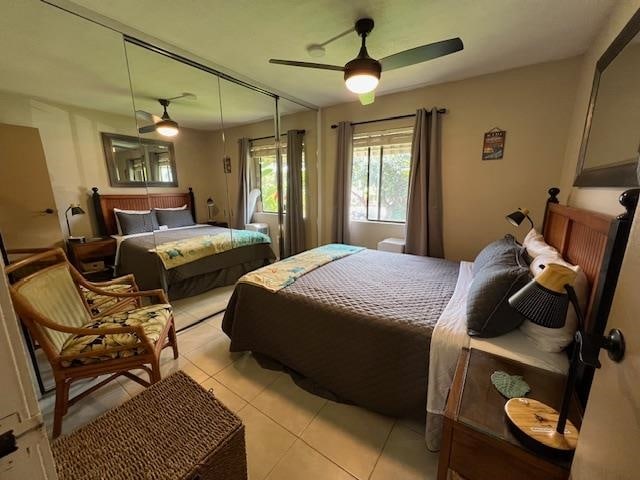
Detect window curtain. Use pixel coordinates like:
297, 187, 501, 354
332, 121, 352, 244
405, 108, 444, 257
234, 137, 251, 229
284, 130, 305, 257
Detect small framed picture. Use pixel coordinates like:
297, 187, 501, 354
223, 156, 232, 173
482, 129, 506, 160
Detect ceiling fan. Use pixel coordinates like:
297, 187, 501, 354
269, 18, 463, 105
136, 92, 196, 137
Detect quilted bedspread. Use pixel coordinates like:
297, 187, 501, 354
222, 248, 459, 419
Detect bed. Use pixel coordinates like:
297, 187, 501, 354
91, 187, 275, 300
222, 188, 637, 428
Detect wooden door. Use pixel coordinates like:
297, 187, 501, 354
0, 123, 62, 250
571, 206, 640, 479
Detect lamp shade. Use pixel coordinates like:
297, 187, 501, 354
505, 208, 530, 227
68, 205, 85, 216
508, 263, 576, 328
206, 197, 215, 207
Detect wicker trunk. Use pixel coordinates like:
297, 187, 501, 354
52, 371, 247, 480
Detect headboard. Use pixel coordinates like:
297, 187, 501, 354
91, 187, 196, 236
541, 187, 638, 404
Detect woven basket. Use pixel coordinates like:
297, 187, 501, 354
52, 371, 247, 480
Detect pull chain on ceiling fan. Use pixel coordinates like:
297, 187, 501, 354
269, 18, 463, 105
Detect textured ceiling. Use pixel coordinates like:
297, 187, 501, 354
0, 0, 615, 129
69, 0, 615, 106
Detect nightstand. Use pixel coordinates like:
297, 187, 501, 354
438, 348, 582, 480
67, 237, 116, 281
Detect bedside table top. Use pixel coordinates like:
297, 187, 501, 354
455, 348, 581, 465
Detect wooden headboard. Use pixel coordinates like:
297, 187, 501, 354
91, 187, 196, 236
541, 187, 638, 405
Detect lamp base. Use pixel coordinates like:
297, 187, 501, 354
68, 236, 86, 243
505, 398, 578, 452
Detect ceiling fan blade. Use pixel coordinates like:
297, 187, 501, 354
269, 59, 344, 71
135, 110, 153, 122
380, 37, 464, 71
359, 91, 375, 106
138, 124, 156, 134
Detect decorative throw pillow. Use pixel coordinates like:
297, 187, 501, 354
520, 253, 588, 352
115, 211, 158, 235
113, 208, 151, 235
472, 234, 527, 275
155, 208, 195, 228
466, 263, 532, 338
523, 229, 558, 259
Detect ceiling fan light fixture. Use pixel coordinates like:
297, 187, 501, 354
344, 57, 381, 94
155, 119, 179, 137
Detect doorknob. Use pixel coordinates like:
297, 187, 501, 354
42, 208, 55, 215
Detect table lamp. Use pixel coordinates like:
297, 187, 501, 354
206, 197, 215, 221
506, 263, 625, 453
65, 204, 86, 243
505, 207, 534, 229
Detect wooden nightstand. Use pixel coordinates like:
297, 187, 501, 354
438, 348, 582, 480
67, 237, 116, 281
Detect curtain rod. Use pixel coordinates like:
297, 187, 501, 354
330, 109, 447, 129
249, 129, 305, 142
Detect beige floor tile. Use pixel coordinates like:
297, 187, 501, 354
182, 334, 242, 376
214, 354, 282, 402
238, 405, 296, 480
301, 401, 394, 480
267, 440, 357, 480
370, 424, 438, 480
252, 374, 327, 436
206, 312, 224, 330
173, 307, 200, 331
172, 286, 234, 321
176, 320, 223, 354
398, 417, 427, 436
201, 377, 247, 413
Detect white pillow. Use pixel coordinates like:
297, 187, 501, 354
523, 229, 558, 258
520, 253, 589, 353
154, 205, 187, 211
113, 208, 151, 235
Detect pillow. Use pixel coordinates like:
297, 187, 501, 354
115, 211, 158, 235
473, 234, 527, 275
467, 263, 532, 338
155, 208, 195, 228
523, 228, 558, 259
154, 204, 187, 211
113, 208, 151, 235
520, 254, 589, 352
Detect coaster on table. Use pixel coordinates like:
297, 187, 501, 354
490, 370, 531, 398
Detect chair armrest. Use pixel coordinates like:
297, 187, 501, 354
79, 281, 168, 305
88, 274, 139, 291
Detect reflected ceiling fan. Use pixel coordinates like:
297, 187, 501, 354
136, 92, 196, 137
269, 18, 463, 105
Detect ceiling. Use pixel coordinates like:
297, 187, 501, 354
68, 0, 615, 106
0, 0, 614, 130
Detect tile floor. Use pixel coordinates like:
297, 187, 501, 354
39, 288, 439, 480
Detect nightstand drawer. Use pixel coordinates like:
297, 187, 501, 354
450, 425, 567, 480
72, 240, 115, 260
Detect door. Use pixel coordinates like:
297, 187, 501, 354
0, 123, 63, 250
571, 206, 640, 479
0, 262, 57, 479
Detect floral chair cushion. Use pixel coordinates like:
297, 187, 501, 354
80, 284, 134, 316
60, 304, 172, 367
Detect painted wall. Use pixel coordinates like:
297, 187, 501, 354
0, 90, 216, 240
559, 0, 640, 216
320, 57, 581, 261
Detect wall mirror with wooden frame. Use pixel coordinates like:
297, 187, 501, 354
102, 133, 178, 187
575, 8, 640, 187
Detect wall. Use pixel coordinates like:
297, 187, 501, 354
320, 57, 581, 261
0, 90, 215, 239
559, 0, 640, 216
207, 109, 319, 257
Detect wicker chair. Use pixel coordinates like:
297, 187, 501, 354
6, 248, 179, 438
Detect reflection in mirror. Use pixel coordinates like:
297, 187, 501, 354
102, 133, 178, 186
576, 24, 640, 187
0, 2, 140, 394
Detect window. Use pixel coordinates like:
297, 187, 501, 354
350, 128, 413, 223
